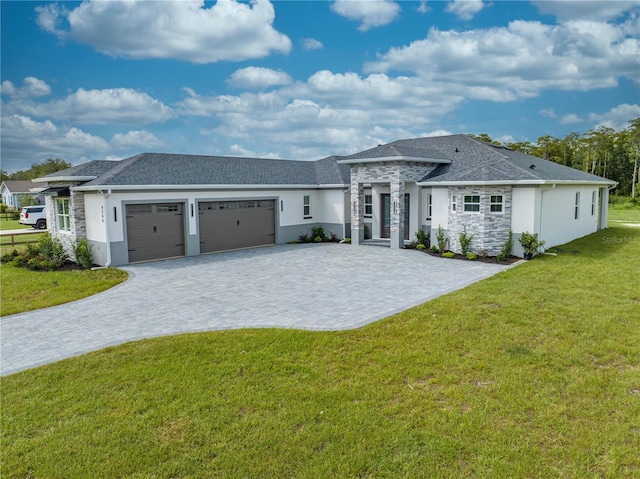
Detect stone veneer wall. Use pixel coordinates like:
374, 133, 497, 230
447, 185, 512, 256
44, 184, 86, 262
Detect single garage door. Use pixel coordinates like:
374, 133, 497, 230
199, 200, 275, 253
126, 203, 185, 263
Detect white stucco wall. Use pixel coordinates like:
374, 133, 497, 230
539, 185, 599, 248
511, 186, 537, 234
430, 187, 449, 231
81, 187, 347, 244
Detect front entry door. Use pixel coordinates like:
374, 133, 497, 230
381, 194, 410, 240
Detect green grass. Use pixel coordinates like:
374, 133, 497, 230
608, 196, 640, 224
0, 217, 29, 230
0, 265, 128, 316
2, 225, 639, 478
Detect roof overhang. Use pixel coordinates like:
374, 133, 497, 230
337, 156, 451, 165
33, 176, 97, 183
417, 179, 617, 187
72, 183, 348, 192
39, 186, 70, 196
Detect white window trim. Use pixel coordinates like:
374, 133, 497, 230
303, 195, 311, 219
490, 195, 504, 214
463, 195, 480, 213
56, 197, 71, 232
364, 194, 373, 217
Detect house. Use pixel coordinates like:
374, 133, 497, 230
33, 135, 615, 266
1, 180, 46, 209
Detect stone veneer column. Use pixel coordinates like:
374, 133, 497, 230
350, 180, 365, 245
390, 174, 405, 249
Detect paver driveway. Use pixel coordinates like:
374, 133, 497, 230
1, 244, 513, 375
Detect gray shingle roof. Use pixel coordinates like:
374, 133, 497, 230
1, 180, 46, 192
37, 135, 613, 189
78, 153, 349, 187
367, 135, 612, 184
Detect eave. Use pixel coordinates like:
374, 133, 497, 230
72, 183, 348, 192
417, 179, 617, 187
337, 156, 451, 165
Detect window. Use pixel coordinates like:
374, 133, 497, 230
574, 192, 580, 220
426, 194, 432, 220
591, 191, 596, 216
490, 195, 503, 213
303, 195, 311, 218
464, 195, 480, 212
452, 195, 457, 212
364, 194, 373, 217
56, 198, 70, 232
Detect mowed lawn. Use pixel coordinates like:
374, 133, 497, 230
2, 229, 639, 477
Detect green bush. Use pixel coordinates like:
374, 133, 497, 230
313, 236, 323, 243
310, 225, 327, 242
0, 203, 8, 213
343, 238, 351, 244
436, 225, 449, 255
416, 243, 426, 250
458, 226, 476, 256
38, 233, 68, 266
6, 233, 69, 271
414, 229, 430, 248
298, 233, 311, 243
73, 239, 94, 269
10, 211, 20, 220
443, 251, 455, 258
466, 252, 478, 260
497, 229, 513, 261
430, 245, 439, 254
1, 249, 20, 263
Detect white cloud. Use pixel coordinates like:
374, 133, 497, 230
331, 0, 401, 31
1, 77, 51, 99
364, 20, 640, 101
417, 1, 431, 14
560, 113, 584, 124
445, 0, 487, 21
301, 38, 324, 51
539, 108, 558, 118
36, 0, 291, 64
532, 0, 639, 22
111, 130, 165, 150
227, 67, 292, 89
588, 103, 640, 130
9, 88, 174, 125
0, 115, 110, 172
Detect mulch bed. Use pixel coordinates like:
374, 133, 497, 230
416, 249, 521, 265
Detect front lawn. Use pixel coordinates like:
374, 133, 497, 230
0, 217, 30, 230
0, 265, 128, 316
2, 225, 638, 477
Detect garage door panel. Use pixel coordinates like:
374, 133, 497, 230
198, 200, 275, 253
126, 203, 185, 263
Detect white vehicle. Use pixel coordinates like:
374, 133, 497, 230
19, 205, 47, 229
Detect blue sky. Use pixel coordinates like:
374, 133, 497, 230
1, 0, 639, 173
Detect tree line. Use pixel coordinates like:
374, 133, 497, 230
471, 117, 640, 198
0, 158, 72, 183
2, 118, 639, 197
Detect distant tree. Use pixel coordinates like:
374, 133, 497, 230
505, 141, 534, 155
8, 158, 72, 181
468, 133, 502, 145
0, 170, 8, 182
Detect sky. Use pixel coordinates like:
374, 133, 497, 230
1, 0, 639, 173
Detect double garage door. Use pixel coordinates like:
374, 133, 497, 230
126, 200, 275, 263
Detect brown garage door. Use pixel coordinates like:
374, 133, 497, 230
199, 200, 275, 253
126, 203, 185, 263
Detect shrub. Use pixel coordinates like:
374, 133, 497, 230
458, 226, 476, 256
415, 229, 430, 248
443, 251, 455, 258
436, 225, 449, 255
73, 239, 94, 269
310, 225, 327, 242
1, 249, 19, 263
313, 236, 323, 243
10, 211, 20, 220
343, 238, 351, 244
497, 229, 513, 261
298, 233, 311, 243
38, 233, 68, 267
416, 243, 426, 250
519, 231, 546, 256
0, 203, 7, 213
466, 252, 478, 260
430, 245, 439, 254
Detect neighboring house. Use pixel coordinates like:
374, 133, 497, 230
34, 135, 615, 266
1, 180, 46, 209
